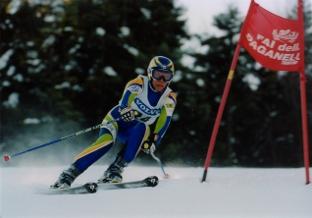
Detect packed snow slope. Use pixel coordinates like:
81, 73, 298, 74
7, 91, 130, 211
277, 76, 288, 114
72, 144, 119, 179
1, 166, 311, 218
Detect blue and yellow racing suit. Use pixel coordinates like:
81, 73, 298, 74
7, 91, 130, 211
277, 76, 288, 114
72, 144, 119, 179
73, 75, 177, 172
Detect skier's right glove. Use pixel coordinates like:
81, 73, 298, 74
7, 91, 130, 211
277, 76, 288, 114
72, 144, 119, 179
120, 107, 137, 122
142, 140, 156, 154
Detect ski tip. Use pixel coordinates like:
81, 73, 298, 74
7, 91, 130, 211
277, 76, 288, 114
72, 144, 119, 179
144, 176, 159, 187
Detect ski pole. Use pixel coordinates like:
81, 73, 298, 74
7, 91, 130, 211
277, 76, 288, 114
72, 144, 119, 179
3, 118, 120, 162
150, 151, 169, 178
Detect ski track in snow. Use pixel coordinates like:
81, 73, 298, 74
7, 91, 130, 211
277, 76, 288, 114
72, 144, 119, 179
1, 166, 311, 218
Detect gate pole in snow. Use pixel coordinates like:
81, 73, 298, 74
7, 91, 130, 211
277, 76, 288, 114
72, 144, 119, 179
298, 0, 310, 185
201, 43, 241, 182
299, 72, 311, 184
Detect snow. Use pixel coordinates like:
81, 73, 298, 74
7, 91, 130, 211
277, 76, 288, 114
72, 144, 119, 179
44, 15, 57, 23
63, 26, 73, 32
6, 0, 22, 15
103, 66, 118, 77
196, 78, 205, 87
2, 92, 19, 108
1, 81, 10, 87
1, 166, 311, 218
27, 59, 40, 66
42, 35, 56, 48
140, 8, 151, 19
23, 118, 41, 125
72, 84, 83, 92
68, 44, 80, 54
95, 27, 106, 36
26, 50, 39, 59
123, 44, 139, 56
55, 81, 71, 90
6, 66, 15, 76
135, 68, 145, 75
11, 73, 24, 82
120, 26, 130, 37
242, 73, 261, 91
172, 70, 182, 82
0, 49, 14, 70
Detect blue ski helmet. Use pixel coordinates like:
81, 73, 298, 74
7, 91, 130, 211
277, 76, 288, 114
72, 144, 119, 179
147, 56, 174, 82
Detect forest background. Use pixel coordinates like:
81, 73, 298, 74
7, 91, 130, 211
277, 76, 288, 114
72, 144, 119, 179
1, 0, 311, 167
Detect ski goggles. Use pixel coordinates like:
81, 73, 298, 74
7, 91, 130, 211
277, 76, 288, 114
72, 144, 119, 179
151, 70, 173, 82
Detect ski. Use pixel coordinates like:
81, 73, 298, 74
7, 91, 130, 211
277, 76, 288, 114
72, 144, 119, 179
49, 176, 159, 194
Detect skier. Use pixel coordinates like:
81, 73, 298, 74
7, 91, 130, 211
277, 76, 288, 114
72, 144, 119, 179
51, 56, 177, 189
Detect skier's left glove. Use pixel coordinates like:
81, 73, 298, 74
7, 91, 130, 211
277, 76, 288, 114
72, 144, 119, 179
142, 140, 156, 154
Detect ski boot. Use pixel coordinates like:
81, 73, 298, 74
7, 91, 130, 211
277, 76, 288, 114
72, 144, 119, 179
50, 165, 81, 189
98, 155, 128, 184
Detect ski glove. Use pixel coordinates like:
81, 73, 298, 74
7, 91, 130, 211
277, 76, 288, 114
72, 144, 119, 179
142, 140, 156, 154
120, 107, 137, 122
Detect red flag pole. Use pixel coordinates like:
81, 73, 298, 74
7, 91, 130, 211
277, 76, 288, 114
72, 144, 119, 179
299, 73, 310, 184
201, 0, 255, 183
298, 0, 310, 185
201, 43, 241, 182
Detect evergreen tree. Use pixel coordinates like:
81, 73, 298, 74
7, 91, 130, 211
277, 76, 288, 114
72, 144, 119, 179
0, 0, 189, 159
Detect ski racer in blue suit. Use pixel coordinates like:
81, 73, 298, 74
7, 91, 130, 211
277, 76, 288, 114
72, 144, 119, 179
51, 56, 177, 189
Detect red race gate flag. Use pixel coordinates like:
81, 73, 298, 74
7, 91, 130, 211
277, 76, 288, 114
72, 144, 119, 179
240, 0, 304, 72
201, 0, 310, 184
